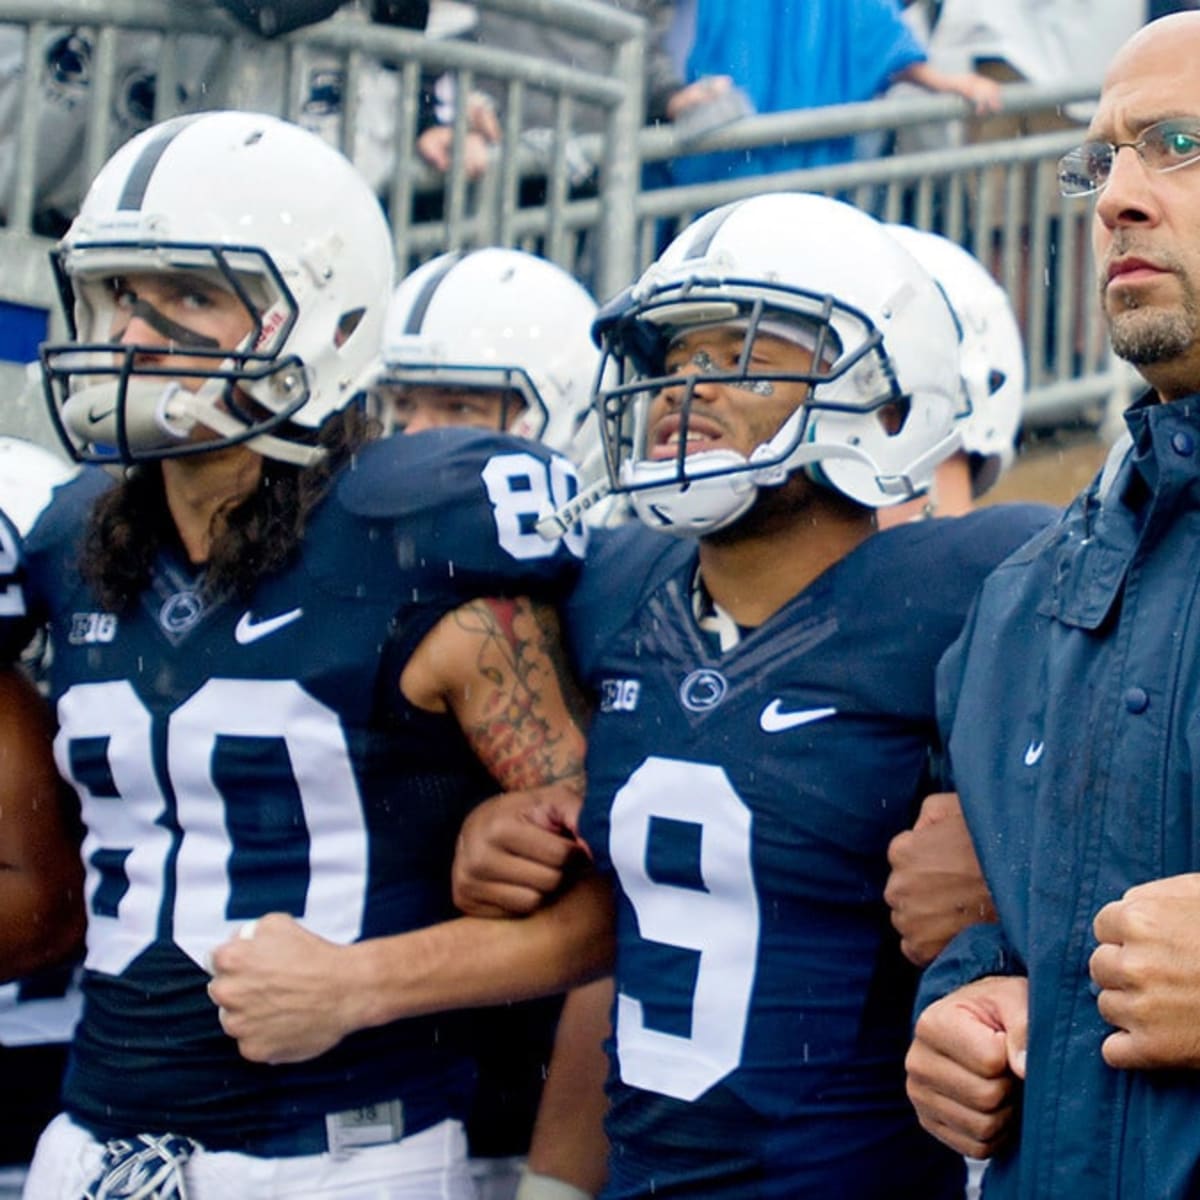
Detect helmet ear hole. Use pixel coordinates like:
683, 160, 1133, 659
336, 308, 366, 349
876, 398, 911, 437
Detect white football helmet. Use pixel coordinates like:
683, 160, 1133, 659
592, 193, 964, 535
41, 110, 395, 466
0, 436, 78, 535
887, 225, 1025, 496
376, 248, 603, 473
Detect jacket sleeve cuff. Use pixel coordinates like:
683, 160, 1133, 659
915, 922, 1023, 1017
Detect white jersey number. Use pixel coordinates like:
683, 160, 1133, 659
56, 678, 369, 975
609, 755, 760, 1102
482, 452, 587, 560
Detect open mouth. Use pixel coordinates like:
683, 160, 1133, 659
649, 414, 727, 460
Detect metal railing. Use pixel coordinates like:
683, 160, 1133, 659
0, 1, 1114, 438
621, 82, 1115, 430
0, 0, 647, 427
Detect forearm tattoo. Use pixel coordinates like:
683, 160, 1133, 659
454, 597, 588, 793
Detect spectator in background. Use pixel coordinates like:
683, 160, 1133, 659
669, 0, 1001, 187
0, 23, 221, 235
1148, 0, 1200, 14
921, 0, 1145, 118
416, 2, 740, 191
210, 0, 347, 35
0, 2, 371, 235
901, 1, 1145, 367
905, 0, 1145, 166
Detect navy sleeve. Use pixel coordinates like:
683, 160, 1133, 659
915, 922, 1025, 1019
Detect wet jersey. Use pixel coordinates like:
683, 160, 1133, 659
572, 506, 1053, 1199
0, 428, 584, 1151
0, 502, 22, 622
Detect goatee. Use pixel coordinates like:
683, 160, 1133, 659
1109, 305, 1195, 365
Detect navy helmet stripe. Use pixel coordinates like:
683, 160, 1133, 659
403, 251, 466, 334
681, 201, 742, 260
117, 115, 204, 211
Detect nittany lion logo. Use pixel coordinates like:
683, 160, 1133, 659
679, 668, 728, 713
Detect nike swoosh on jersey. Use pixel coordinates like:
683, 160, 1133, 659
234, 607, 303, 645
759, 700, 838, 733
1023, 739, 1045, 766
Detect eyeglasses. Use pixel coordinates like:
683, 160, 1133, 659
1057, 118, 1200, 197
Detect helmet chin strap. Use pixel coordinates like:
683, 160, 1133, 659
62, 377, 199, 452
534, 403, 958, 539
168, 384, 325, 467
62, 372, 324, 467
535, 476, 612, 540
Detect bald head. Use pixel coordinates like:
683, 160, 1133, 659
1104, 11, 1200, 86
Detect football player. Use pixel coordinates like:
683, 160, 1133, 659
0, 441, 84, 1199
877, 224, 1027, 525
454, 192, 1055, 1198
376, 247, 601, 457
0, 660, 84, 1200
375, 245, 612, 1200
5, 109, 608, 1199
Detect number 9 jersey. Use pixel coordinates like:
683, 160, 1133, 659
0, 428, 585, 1150
571, 505, 1054, 1199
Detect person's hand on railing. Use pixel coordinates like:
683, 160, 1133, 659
900, 61, 1005, 115
416, 91, 501, 179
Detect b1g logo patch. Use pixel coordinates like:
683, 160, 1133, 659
600, 678, 641, 713
69, 612, 117, 644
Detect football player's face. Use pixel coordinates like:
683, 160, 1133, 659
646, 327, 813, 461
388, 385, 527, 434
106, 271, 255, 386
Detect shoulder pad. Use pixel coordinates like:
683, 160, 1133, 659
566, 523, 690, 679
322, 429, 586, 602
338, 428, 573, 517
874, 502, 1059, 616
949, 503, 1061, 573
24, 466, 113, 555
0, 438, 80, 537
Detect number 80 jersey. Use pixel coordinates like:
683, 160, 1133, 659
1, 428, 585, 1149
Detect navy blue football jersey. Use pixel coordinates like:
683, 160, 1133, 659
0, 502, 24, 628
573, 505, 1053, 1200
1, 428, 584, 1149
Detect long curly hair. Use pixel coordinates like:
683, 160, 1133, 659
80, 405, 380, 612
